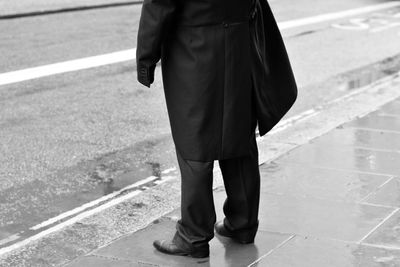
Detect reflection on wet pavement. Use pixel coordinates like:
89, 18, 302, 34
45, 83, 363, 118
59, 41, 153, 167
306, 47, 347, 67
257, 193, 394, 242
260, 162, 390, 202
66, 98, 400, 266
255, 97, 400, 265
345, 54, 400, 91
279, 143, 400, 175
256, 235, 400, 267
75, 219, 292, 267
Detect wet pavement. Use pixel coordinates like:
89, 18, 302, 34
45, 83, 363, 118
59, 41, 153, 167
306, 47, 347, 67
1, 0, 400, 265
2, 0, 400, 252
63, 98, 400, 266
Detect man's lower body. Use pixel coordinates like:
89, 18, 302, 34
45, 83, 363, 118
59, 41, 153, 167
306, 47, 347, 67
153, 133, 261, 258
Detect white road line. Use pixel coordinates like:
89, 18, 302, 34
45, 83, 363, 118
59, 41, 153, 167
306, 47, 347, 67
278, 1, 400, 30
0, 49, 136, 86
1, 2, 400, 86
0, 190, 140, 257
30, 174, 157, 231
0, 175, 176, 257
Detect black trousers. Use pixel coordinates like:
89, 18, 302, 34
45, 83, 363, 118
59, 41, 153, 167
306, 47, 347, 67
174, 133, 261, 248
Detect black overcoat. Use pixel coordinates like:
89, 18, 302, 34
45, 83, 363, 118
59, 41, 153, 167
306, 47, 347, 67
136, 0, 297, 161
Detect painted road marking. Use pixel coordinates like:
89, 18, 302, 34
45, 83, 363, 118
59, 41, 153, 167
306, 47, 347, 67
30, 174, 159, 231
29, 166, 176, 232
0, 49, 136, 86
1, 2, 400, 86
0, 175, 177, 256
278, 1, 400, 29
0, 190, 142, 256
332, 8, 400, 34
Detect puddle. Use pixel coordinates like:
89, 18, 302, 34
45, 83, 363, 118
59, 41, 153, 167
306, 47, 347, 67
343, 55, 400, 91
298, 53, 400, 108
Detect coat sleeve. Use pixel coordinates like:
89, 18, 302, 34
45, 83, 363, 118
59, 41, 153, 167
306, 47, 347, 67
136, 0, 177, 87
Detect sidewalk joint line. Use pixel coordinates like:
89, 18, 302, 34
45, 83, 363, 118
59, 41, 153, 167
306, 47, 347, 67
345, 125, 400, 135
272, 161, 394, 178
358, 208, 399, 243
309, 143, 400, 154
277, 160, 398, 177
361, 242, 400, 251
359, 176, 396, 203
247, 235, 296, 266
357, 201, 398, 209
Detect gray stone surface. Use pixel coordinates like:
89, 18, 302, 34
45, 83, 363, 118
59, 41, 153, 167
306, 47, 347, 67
257, 193, 394, 242
364, 210, 400, 248
68, 255, 135, 267
256, 235, 400, 267
92, 218, 292, 267
260, 162, 390, 202
279, 143, 400, 176
364, 178, 400, 208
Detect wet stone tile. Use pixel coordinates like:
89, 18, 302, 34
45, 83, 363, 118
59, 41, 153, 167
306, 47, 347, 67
364, 178, 400, 207
260, 161, 389, 202
379, 99, 400, 115
308, 127, 400, 151
278, 143, 400, 176
257, 193, 394, 242
255, 235, 400, 267
67, 255, 136, 267
346, 113, 400, 132
93, 218, 292, 267
363, 210, 400, 248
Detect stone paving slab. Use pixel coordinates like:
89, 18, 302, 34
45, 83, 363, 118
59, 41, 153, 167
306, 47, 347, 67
379, 99, 400, 115
67, 255, 134, 267
153, 182, 395, 243
256, 193, 394, 242
346, 112, 400, 133
278, 144, 400, 176
364, 177, 400, 208
363, 210, 400, 249
260, 162, 390, 202
256, 235, 400, 267
307, 127, 400, 151
88, 219, 292, 267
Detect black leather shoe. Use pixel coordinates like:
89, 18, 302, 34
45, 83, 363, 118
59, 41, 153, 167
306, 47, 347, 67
153, 239, 209, 258
214, 220, 258, 244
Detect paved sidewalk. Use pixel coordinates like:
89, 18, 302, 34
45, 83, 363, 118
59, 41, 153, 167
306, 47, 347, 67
66, 98, 400, 267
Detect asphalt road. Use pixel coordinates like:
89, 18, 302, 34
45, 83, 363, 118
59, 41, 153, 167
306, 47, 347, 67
1, 0, 400, 248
